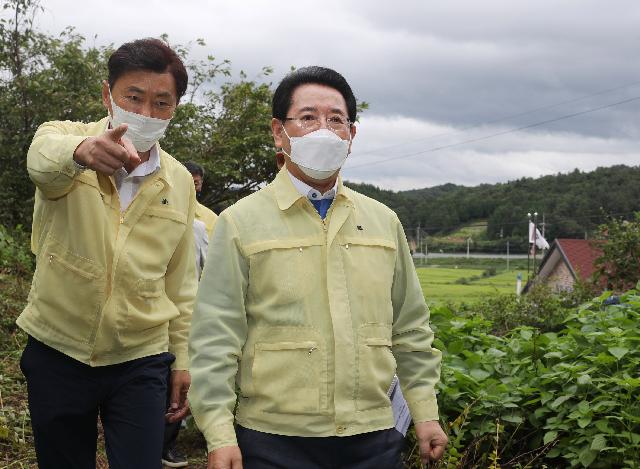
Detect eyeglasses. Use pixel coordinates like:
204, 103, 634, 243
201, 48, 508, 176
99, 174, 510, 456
282, 114, 352, 134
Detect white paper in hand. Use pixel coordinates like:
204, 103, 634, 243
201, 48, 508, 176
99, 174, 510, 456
388, 375, 411, 436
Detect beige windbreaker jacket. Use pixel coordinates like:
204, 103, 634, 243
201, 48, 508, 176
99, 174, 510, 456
189, 167, 442, 451
17, 117, 197, 370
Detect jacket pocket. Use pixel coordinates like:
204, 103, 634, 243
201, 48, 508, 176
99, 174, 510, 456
31, 239, 104, 344
124, 277, 179, 333
340, 237, 397, 324
356, 323, 396, 411
251, 340, 326, 414
246, 238, 321, 321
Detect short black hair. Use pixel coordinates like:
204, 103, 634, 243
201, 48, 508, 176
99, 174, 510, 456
184, 161, 204, 178
108, 38, 188, 102
272, 66, 357, 123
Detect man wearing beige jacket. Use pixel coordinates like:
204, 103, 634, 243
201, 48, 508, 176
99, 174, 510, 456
189, 66, 447, 469
18, 38, 196, 469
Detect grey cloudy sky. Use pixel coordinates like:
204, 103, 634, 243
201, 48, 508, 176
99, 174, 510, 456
34, 0, 640, 190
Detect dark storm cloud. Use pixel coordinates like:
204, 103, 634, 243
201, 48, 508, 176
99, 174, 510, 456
30, 0, 640, 189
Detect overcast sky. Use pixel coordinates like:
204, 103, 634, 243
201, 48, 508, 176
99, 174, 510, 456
32, 0, 640, 190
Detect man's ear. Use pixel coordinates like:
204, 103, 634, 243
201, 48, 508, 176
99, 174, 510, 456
347, 123, 357, 154
102, 80, 112, 116
272, 118, 284, 148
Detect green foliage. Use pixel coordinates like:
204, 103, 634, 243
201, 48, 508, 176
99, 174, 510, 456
459, 283, 595, 336
431, 287, 640, 468
0, 271, 32, 466
346, 165, 640, 251
0, 0, 279, 226
0, 0, 111, 226
0, 224, 33, 276
164, 67, 277, 210
594, 212, 640, 291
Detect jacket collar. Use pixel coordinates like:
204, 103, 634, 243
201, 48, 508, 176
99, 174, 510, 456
272, 166, 352, 211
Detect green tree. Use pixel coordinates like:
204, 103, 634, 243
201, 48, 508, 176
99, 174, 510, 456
594, 212, 640, 291
164, 69, 276, 209
0, 0, 280, 226
0, 0, 111, 227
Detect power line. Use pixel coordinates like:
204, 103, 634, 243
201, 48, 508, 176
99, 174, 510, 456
352, 79, 640, 158
346, 95, 640, 169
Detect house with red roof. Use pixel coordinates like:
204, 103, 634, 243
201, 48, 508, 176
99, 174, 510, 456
530, 239, 605, 292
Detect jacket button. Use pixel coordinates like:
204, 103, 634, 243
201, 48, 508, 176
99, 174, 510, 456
336, 425, 346, 434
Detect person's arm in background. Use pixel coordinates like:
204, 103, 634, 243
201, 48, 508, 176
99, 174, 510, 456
193, 219, 209, 280
189, 210, 248, 469
390, 215, 448, 464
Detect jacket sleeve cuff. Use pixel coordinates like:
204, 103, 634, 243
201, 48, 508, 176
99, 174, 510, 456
198, 421, 238, 453
405, 395, 440, 423
59, 136, 90, 177
170, 348, 189, 370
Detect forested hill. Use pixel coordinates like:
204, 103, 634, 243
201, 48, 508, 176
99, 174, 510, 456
345, 165, 640, 243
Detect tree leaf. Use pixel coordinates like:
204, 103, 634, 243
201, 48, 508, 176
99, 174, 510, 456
470, 368, 491, 381
577, 374, 592, 385
551, 395, 572, 408
578, 416, 592, 428
590, 434, 607, 451
579, 447, 597, 467
543, 430, 558, 445
608, 347, 629, 360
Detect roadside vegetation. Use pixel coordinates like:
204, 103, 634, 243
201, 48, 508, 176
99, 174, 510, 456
2, 0, 639, 465
3, 216, 639, 468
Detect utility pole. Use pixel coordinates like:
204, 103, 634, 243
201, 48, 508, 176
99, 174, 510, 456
466, 237, 471, 259
527, 213, 531, 278
424, 233, 428, 263
541, 213, 546, 239
532, 212, 538, 275
507, 240, 510, 271
416, 223, 421, 264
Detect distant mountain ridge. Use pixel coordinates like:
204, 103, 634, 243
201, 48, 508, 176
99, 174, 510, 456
345, 165, 640, 249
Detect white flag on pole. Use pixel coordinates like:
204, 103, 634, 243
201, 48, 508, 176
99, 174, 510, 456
529, 222, 550, 250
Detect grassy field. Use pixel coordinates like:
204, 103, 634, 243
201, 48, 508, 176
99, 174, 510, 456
418, 266, 525, 305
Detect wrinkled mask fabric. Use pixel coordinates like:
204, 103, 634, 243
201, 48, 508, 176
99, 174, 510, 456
282, 127, 350, 180
109, 92, 171, 152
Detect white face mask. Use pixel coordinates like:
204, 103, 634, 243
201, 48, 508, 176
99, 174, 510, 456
282, 127, 351, 180
109, 91, 171, 152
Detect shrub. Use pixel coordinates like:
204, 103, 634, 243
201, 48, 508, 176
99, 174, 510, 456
0, 225, 34, 277
594, 212, 640, 292
426, 285, 640, 468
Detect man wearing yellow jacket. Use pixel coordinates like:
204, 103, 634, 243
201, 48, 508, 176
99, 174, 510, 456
189, 66, 447, 469
185, 160, 218, 238
18, 38, 197, 469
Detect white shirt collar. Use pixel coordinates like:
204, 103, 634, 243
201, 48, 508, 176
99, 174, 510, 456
287, 169, 337, 201
114, 144, 161, 182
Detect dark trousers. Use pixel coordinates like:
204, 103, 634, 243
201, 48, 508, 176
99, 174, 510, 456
236, 425, 405, 469
20, 336, 173, 469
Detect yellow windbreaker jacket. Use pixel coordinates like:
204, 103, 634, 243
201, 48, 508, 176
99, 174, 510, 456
195, 202, 218, 238
17, 117, 197, 370
189, 167, 441, 451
